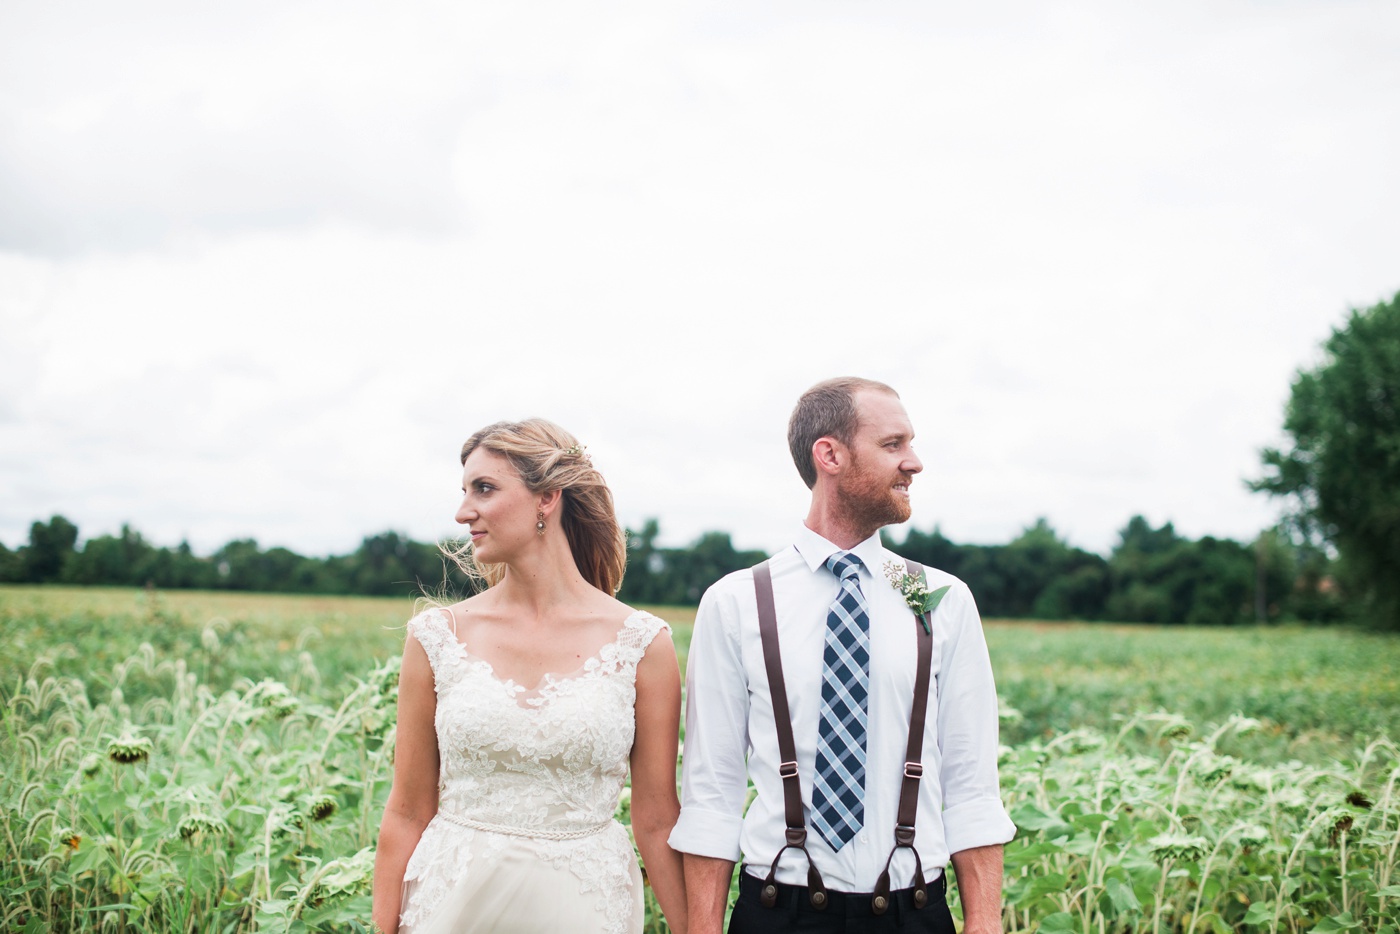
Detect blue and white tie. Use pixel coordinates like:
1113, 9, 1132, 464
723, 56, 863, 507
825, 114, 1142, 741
812, 551, 870, 851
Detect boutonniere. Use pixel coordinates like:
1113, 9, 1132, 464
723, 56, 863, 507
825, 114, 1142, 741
882, 561, 951, 634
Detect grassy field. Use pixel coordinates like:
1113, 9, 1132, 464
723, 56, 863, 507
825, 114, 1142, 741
2, 586, 1398, 932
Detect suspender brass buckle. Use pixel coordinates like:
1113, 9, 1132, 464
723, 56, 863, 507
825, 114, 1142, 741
903, 762, 924, 779
779, 760, 800, 779
894, 824, 916, 846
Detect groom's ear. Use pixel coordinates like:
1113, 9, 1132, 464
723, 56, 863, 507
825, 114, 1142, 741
811, 436, 846, 479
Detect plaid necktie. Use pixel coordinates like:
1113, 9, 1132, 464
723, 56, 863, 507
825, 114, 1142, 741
812, 551, 870, 850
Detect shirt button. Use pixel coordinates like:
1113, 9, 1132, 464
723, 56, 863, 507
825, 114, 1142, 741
860, 833, 868, 842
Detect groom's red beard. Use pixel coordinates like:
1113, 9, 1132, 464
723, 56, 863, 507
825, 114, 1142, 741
836, 453, 913, 531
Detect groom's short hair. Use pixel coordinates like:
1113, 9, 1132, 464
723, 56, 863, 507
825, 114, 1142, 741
788, 377, 900, 489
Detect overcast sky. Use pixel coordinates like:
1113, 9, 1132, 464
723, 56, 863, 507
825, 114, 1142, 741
2, 0, 1398, 559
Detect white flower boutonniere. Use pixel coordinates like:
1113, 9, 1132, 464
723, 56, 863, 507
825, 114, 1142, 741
882, 561, 951, 634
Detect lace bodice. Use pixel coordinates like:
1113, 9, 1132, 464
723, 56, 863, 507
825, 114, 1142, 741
400, 607, 670, 933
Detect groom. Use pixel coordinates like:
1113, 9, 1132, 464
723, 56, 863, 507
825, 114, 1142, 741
670, 377, 1015, 934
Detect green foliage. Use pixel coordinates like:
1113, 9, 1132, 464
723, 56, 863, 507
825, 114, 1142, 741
893, 520, 1110, 619
997, 716, 1400, 934
3, 513, 1351, 624
3, 518, 474, 599
986, 621, 1400, 766
66, 525, 168, 587
23, 515, 79, 583
0, 540, 21, 583
0, 620, 400, 930
3, 587, 1399, 932
617, 521, 767, 606
1107, 518, 1254, 625
892, 516, 1336, 625
1253, 292, 1400, 629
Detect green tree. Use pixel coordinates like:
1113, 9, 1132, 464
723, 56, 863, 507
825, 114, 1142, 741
0, 541, 20, 582
1002, 518, 1109, 619
616, 521, 766, 605
890, 520, 1109, 620
1252, 293, 1400, 628
163, 540, 216, 589
889, 525, 966, 578
1105, 517, 1255, 624
346, 532, 455, 597
66, 524, 159, 585
210, 538, 264, 590
617, 519, 665, 604
22, 515, 79, 583
670, 532, 767, 604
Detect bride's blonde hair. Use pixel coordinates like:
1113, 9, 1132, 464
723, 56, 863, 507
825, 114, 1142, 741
448, 418, 627, 595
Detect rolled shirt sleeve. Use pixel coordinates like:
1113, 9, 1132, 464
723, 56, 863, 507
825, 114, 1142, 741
935, 581, 1017, 854
668, 579, 751, 860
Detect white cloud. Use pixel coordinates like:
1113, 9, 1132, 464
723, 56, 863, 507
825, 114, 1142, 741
1, 0, 1398, 558
0, 1, 465, 253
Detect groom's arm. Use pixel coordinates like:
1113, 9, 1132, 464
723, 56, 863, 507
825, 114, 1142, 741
950, 843, 1005, 934
669, 582, 750, 934
936, 582, 1016, 932
684, 854, 736, 934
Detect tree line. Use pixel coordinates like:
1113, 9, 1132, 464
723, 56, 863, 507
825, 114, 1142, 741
888, 516, 1342, 625
0, 512, 1346, 625
0, 518, 472, 599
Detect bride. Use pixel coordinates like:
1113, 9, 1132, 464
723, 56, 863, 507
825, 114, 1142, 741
371, 419, 688, 934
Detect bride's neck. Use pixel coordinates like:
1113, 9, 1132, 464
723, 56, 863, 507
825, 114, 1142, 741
493, 538, 596, 616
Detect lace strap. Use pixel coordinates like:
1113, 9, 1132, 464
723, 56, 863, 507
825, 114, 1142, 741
407, 608, 458, 682
610, 611, 671, 670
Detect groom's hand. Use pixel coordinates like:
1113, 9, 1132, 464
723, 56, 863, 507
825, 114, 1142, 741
682, 853, 735, 934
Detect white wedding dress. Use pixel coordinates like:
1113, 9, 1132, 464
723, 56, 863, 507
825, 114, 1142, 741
397, 607, 670, 934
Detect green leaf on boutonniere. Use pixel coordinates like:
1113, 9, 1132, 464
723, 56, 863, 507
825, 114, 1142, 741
882, 561, 951, 634
920, 585, 952, 619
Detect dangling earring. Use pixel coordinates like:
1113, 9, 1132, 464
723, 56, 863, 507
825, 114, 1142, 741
536, 509, 546, 535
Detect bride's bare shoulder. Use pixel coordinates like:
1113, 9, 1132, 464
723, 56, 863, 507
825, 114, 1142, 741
593, 592, 644, 625
412, 591, 495, 634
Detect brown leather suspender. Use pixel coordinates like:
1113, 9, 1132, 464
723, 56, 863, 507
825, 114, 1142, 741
872, 556, 935, 913
753, 560, 829, 908
752, 557, 935, 915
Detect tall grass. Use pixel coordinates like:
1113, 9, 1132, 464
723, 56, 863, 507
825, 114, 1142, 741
2, 587, 1397, 932
1, 628, 397, 931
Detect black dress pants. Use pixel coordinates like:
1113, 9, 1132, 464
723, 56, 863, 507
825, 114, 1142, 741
728, 869, 957, 933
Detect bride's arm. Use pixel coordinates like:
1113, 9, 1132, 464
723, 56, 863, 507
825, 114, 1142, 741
630, 629, 688, 934
371, 633, 440, 934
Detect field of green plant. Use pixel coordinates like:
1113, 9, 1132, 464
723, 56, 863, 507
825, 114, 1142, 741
2, 586, 1398, 933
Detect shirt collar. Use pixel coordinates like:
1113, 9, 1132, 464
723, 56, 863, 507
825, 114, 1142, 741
792, 524, 886, 578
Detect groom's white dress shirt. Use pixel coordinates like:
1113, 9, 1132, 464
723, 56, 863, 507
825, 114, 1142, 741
668, 525, 1016, 891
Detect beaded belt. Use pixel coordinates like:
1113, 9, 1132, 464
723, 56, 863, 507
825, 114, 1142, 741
436, 811, 612, 841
